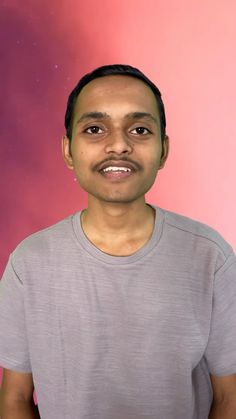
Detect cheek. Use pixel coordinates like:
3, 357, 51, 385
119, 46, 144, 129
147, 151, 162, 171
71, 141, 98, 161
71, 145, 87, 166
142, 142, 162, 163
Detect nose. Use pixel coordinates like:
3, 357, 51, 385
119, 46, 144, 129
104, 130, 133, 155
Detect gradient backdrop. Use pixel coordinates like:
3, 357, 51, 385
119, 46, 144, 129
1, 0, 236, 384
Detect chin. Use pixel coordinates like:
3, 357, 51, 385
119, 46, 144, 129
83, 183, 153, 204
91, 191, 148, 204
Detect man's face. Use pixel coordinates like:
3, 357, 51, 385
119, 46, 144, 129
63, 75, 168, 204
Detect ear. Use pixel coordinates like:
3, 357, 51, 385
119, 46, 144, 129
159, 135, 169, 169
62, 135, 74, 170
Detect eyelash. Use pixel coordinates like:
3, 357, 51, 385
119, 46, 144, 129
84, 126, 152, 135
130, 127, 151, 135
84, 126, 104, 134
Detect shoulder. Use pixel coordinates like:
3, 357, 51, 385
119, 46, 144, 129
162, 208, 233, 255
11, 214, 78, 267
158, 208, 235, 271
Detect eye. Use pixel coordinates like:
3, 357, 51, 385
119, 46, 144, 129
130, 127, 151, 135
84, 126, 104, 134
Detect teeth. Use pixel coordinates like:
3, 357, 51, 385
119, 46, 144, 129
103, 166, 131, 173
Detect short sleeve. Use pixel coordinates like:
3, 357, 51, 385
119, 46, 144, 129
0, 255, 31, 372
205, 254, 236, 376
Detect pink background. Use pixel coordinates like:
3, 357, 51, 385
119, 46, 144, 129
1, 0, 235, 384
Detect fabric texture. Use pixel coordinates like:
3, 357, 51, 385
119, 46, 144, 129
0, 206, 236, 419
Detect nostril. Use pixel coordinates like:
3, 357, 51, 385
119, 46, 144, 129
104, 136, 133, 153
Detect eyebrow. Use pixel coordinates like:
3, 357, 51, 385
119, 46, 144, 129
76, 112, 110, 123
125, 112, 158, 124
76, 111, 158, 125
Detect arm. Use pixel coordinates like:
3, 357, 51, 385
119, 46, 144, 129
0, 368, 40, 419
208, 373, 236, 419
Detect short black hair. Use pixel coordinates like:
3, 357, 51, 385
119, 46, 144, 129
64, 64, 166, 142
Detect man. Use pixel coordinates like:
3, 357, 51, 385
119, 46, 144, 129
0, 64, 236, 419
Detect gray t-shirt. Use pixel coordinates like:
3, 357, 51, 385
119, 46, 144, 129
1, 206, 236, 419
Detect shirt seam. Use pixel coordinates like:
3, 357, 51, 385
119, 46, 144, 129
164, 220, 231, 260
214, 257, 236, 280
9, 254, 23, 285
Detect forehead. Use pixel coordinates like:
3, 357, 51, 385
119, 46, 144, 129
73, 75, 159, 116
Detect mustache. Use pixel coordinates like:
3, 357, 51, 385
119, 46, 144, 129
93, 156, 142, 172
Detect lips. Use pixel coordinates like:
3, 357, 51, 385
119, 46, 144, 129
97, 160, 138, 173
95, 160, 139, 181
103, 166, 131, 173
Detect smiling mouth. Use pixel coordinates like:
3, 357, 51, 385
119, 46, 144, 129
96, 159, 140, 181
99, 165, 134, 180
102, 166, 131, 173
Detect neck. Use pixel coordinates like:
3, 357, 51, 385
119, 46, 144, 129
80, 197, 156, 256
